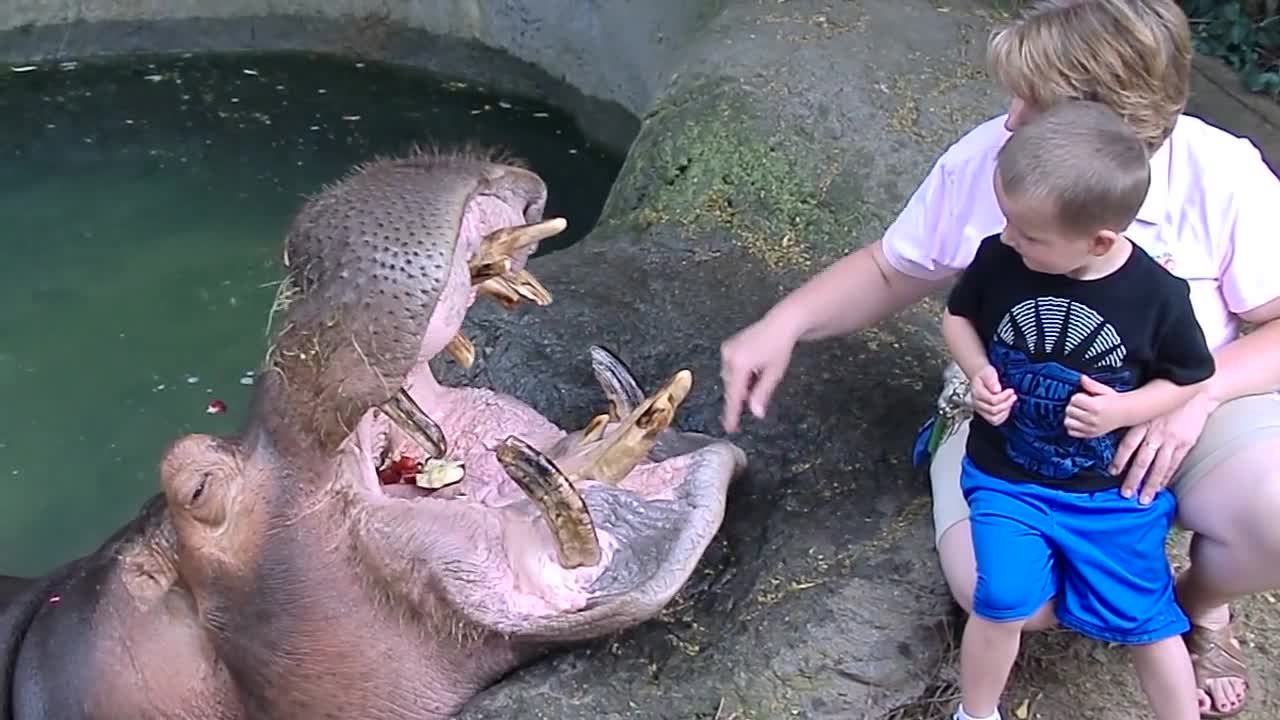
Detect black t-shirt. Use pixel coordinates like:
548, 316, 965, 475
947, 233, 1216, 492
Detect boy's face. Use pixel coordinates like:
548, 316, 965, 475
994, 172, 1115, 277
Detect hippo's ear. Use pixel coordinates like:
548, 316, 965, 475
159, 434, 241, 530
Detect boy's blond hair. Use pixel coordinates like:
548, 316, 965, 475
987, 0, 1192, 151
997, 100, 1151, 236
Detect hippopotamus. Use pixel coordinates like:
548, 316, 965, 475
0, 148, 746, 718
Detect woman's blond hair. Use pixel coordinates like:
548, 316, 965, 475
987, 0, 1193, 150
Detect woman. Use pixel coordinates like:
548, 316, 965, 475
718, 1, 1280, 716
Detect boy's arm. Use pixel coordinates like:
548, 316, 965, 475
941, 235, 1000, 380
942, 310, 992, 381
1105, 377, 1209, 428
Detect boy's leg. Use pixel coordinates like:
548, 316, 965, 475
1130, 638, 1199, 720
1050, 487, 1196, 719
958, 459, 1058, 718
959, 616, 1024, 719
931, 420, 1059, 630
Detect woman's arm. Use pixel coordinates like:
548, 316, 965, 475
1203, 297, 1280, 409
766, 240, 949, 343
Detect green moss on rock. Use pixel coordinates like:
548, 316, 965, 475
601, 77, 879, 273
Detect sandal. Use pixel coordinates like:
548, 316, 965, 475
1184, 620, 1251, 718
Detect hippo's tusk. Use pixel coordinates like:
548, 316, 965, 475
444, 333, 475, 368
379, 389, 448, 459
507, 269, 552, 306
580, 413, 611, 444
495, 435, 601, 569
475, 276, 521, 309
475, 218, 567, 262
470, 218, 562, 309
469, 256, 511, 286
589, 345, 646, 420
554, 368, 694, 486
469, 218, 565, 289
477, 269, 552, 309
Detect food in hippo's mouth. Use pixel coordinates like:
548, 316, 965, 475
377, 453, 421, 485
376, 451, 466, 491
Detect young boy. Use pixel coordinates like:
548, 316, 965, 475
941, 100, 1216, 720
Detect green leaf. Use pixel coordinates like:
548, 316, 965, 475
1180, 0, 1280, 97
1261, 72, 1280, 96
1229, 19, 1249, 45
1244, 65, 1267, 91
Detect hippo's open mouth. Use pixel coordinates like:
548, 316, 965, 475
293, 167, 745, 640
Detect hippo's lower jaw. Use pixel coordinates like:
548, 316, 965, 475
344, 346, 745, 646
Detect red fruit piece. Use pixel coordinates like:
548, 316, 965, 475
378, 454, 422, 484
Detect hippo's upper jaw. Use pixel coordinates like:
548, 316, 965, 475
153, 148, 745, 719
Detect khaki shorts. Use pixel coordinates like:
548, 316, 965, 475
929, 391, 1280, 546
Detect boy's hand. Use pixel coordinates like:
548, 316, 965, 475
1065, 375, 1122, 438
971, 365, 1016, 426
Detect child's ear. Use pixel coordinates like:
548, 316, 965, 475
1089, 230, 1118, 256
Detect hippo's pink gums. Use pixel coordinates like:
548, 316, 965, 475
0, 148, 745, 720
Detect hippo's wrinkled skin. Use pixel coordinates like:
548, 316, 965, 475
0, 149, 746, 719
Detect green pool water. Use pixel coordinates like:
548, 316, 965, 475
0, 51, 623, 577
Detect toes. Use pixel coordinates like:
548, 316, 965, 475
1229, 677, 1248, 706
1206, 677, 1245, 712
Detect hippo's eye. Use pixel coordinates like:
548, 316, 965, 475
190, 472, 209, 505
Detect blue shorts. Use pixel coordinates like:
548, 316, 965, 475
961, 457, 1188, 645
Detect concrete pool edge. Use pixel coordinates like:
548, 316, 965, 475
0, 10, 679, 157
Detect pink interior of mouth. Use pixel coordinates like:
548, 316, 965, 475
344, 190, 628, 614
352, 396, 625, 616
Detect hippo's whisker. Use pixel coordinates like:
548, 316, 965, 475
347, 334, 391, 398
